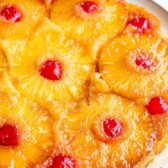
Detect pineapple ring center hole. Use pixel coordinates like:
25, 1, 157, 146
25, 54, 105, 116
128, 17, 150, 33
146, 97, 168, 115
92, 113, 130, 143
51, 155, 75, 168
125, 49, 157, 74
79, 1, 98, 14
0, 5, 22, 22
75, 1, 102, 18
39, 59, 63, 81
103, 118, 123, 139
0, 124, 19, 147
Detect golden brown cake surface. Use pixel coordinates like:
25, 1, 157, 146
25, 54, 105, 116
0, 0, 168, 167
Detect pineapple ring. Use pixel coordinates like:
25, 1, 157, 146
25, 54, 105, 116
137, 134, 168, 167
34, 100, 86, 167
50, 0, 127, 59
0, 46, 17, 94
0, 49, 6, 76
137, 95, 168, 141
0, 0, 47, 39
0, 92, 53, 168
124, 3, 161, 34
35, 148, 76, 168
99, 33, 168, 100
7, 19, 94, 103
46, 94, 155, 167
152, 113, 168, 140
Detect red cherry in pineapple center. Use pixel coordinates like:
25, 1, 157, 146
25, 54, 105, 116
40, 60, 62, 81
103, 119, 123, 138
1, 5, 22, 22
135, 57, 154, 69
0, 124, 18, 146
129, 17, 149, 32
146, 97, 168, 115
80, 1, 98, 13
51, 155, 75, 168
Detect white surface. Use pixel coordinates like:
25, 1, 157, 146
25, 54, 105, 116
148, 145, 168, 168
153, 0, 168, 11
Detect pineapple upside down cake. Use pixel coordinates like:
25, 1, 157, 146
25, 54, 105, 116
0, 0, 168, 167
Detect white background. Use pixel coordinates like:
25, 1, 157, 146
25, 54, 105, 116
153, 0, 168, 11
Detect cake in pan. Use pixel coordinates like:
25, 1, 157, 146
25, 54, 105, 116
0, 0, 168, 167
